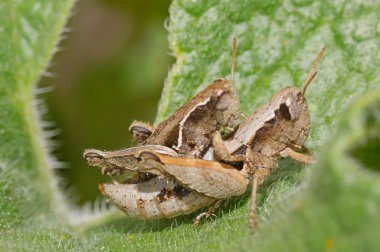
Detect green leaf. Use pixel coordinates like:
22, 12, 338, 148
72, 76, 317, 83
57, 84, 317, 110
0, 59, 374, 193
1, 0, 379, 251
0, 0, 76, 248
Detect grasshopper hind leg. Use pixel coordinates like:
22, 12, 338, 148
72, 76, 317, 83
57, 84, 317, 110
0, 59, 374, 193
248, 169, 270, 230
249, 175, 259, 230
244, 146, 270, 230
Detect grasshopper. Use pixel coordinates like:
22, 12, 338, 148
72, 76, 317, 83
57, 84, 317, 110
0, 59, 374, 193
85, 44, 325, 229
84, 37, 242, 222
211, 47, 326, 229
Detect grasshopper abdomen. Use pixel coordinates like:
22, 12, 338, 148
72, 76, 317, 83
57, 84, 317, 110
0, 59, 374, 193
100, 176, 216, 220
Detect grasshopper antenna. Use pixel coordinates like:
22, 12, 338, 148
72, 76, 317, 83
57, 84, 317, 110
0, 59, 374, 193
230, 35, 237, 85
300, 46, 326, 101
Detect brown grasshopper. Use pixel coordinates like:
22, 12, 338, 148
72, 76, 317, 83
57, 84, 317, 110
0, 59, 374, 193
212, 47, 326, 229
84, 37, 243, 222
85, 144, 248, 224
85, 42, 325, 228
89, 46, 326, 229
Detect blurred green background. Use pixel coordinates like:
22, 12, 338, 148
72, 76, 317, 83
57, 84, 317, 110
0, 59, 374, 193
39, 0, 172, 206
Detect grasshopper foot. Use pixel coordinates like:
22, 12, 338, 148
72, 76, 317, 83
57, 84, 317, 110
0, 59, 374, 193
280, 147, 314, 164
193, 200, 222, 227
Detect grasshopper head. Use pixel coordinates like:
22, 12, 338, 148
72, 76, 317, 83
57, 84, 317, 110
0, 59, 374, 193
83, 149, 107, 166
272, 47, 326, 146
277, 47, 326, 122
84, 148, 138, 176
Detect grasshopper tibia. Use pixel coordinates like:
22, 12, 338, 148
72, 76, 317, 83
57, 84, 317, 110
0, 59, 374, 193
279, 147, 314, 164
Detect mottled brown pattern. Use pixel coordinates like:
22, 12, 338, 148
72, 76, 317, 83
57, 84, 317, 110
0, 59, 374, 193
156, 188, 173, 203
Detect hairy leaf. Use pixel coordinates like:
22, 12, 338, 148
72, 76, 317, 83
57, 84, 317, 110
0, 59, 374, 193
1, 0, 379, 251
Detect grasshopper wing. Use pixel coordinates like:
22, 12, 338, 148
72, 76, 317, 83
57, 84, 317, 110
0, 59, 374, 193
138, 152, 249, 199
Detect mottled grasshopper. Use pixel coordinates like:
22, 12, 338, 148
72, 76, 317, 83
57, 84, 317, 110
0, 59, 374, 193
84, 37, 242, 220
211, 47, 326, 229
85, 44, 325, 229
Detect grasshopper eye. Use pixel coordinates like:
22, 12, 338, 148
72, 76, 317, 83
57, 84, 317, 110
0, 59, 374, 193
279, 103, 292, 120
129, 121, 154, 143
130, 126, 152, 142
278, 95, 300, 121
